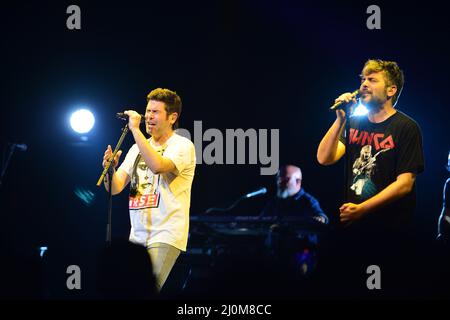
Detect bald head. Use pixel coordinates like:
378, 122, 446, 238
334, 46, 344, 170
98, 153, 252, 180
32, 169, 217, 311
276, 165, 302, 199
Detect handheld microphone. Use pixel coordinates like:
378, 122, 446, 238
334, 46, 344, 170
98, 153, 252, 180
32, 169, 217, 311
244, 187, 267, 199
116, 112, 145, 123
329, 89, 360, 110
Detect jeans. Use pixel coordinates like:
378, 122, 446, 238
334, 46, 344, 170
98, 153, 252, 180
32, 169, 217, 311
147, 242, 180, 291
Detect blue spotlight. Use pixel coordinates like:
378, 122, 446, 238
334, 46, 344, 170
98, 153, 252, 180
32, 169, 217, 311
352, 102, 369, 117
70, 109, 95, 134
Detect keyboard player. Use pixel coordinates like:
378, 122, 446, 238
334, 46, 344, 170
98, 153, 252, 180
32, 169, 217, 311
259, 164, 328, 224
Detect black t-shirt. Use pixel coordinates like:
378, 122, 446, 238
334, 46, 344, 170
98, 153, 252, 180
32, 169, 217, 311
340, 110, 425, 231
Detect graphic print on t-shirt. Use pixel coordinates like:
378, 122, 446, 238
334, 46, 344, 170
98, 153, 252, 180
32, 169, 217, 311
349, 128, 393, 199
129, 146, 166, 210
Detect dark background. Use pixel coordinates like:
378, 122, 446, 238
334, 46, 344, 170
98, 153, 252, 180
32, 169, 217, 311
0, 0, 448, 298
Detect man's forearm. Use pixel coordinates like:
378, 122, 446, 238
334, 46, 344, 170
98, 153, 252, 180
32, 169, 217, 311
130, 128, 165, 173
317, 117, 346, 165
359, 178, 414, 215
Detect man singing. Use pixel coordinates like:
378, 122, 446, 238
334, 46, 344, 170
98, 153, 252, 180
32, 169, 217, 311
316, 60, 425, 297
317, 59, 424, 234
102, 88, 196, 292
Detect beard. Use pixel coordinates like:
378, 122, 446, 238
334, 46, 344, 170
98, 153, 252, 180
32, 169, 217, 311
277, 188, 291, 199
364, 96, 381, 110
361, 90, 389, 111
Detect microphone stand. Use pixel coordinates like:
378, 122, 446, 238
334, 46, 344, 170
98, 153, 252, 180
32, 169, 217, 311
204, 196, 246, 214
339, 102, 356, 231
344, 106, 351, 206
204, 188, 266, 214
96, 123, 129, 246
329, 102, 353, 230
0, 144, 19, 188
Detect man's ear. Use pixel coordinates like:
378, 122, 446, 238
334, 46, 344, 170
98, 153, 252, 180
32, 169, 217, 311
170, 112, 179, 125
387, 85, 397, 99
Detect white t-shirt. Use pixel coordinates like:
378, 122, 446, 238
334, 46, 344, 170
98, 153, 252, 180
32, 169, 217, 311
118, 133, 196, 251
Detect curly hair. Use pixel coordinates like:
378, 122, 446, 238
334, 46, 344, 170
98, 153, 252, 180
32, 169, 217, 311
362, 59, 404, 106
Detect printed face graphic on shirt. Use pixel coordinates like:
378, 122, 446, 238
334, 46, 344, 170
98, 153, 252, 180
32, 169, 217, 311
350, 143, 391, 199
129, 146, 166, 210
360, 145, 372, 161
135, 160, 153, 195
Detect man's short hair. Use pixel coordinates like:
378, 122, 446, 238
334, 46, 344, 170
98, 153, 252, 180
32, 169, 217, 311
362, 59, 404, 106
147, 88, 182, 129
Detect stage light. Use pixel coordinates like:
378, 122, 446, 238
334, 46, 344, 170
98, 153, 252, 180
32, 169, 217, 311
70, 109, 95, 134
352, 102, 368, 116
74, 187, 95, 206
39, 246, 48, 258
